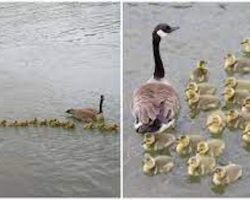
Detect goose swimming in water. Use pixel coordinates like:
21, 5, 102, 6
66, 95, 104, 123
132, 23, 180, 134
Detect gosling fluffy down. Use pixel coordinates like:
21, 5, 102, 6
224, 53, 250, 74
143, 153, 175, 176
213, 164, 242, 186
142, 133, 176, 151
206, 111, 226, 134
187, 154, 216, 176
197, 139, 225, 157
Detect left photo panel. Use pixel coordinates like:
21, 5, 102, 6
0, 2, 120, 197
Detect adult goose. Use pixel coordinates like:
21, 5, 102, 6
66, 95, 104, 123
132, 23, 180, 134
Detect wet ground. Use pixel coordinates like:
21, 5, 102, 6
0, 3, 120, 197
123, 2, 250, 197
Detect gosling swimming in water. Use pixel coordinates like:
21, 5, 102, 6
143, 153, 175, 176
206, 111, 226, 135
242, 123, 250, 144
241, 38, 250, 53
187, 154, 216, 176
66, 95, 105, 123
197, 139, 225, 157
224, 53, 250, 74
223, 87, 250, 107
186, 90, 220, 111
176, 134, 205, 155
190, 60, 209, 83
142, 133, 176, 152
242, 97, 250, 113
185, 82, 216, 97
225, 77, 250, 93
213, 164, 242, 186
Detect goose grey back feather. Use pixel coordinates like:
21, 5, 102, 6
132, 82, 180, 128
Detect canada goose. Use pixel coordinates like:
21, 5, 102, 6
206, 111, 226, 134
186, 90, 220, 111
224, 53, 250, 74
66, 95, 105, 123
223, 87, 250, 106
132, 23, 180, 134
213, 164, 242, 186
185, 82, 216, 97
197, 139, 225, 157
225, 77, 250, 92
242, 97, 250, 113
190, 60, 209, 83
187, 154, 216, 176
142, 132, 176, 151
241, 38, 250, 53
176, 134, 205, 155
143, 153, 174, 176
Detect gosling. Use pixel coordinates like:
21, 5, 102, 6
143, 153, 174, 176
190, 60, 209, 83
186, 90, 220, 111
242, 123, 250, 144
197, 139, 225, 157
187, 154, 216, 176
206, 111, 226, 135
142, 133, 176, 152
213, 164, 242, 186
242, 97, 250, 113
241, 38, 250, 53
224, 53, 250, 74
223, 87, 250, 106
176, 134, 205, 155
225, 77, 250, 92
186, 82, 216, 97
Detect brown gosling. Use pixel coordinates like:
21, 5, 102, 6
197, 139, 225, 157
190, 60, 209, 83
225, 77, 250, 92
29, 118, 38, 125
223, 87, 250, 106
213, 164, 242, 186
176, 134, 205, 155
185, 82, 216, 97
39, 119, 48, 126
143, 153, 174, 176
84, 122, 96, 130
186, 90, 220, 111
66, 95, 104, 123
187, 154, 216, 176
142, 133, 176, 151
206, 111, 226, 135
224, 53, 250, 74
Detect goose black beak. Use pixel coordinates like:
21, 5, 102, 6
170, 26, 180, 32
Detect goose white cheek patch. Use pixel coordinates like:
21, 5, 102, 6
157, 29, 168, 38
134, 121, 143, 130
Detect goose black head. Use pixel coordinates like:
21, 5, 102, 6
100, 94, 104, 101
153, 23, 179, 39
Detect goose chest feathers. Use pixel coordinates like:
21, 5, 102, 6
132, 23, 180, 134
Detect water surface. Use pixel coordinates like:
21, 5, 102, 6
0, 2, 120, 197
124, 3, 250, 197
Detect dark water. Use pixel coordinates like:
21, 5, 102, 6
0, 3, 120, 197
123, 3, 250, 197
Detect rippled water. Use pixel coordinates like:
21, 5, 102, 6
124, 3, 250, 197
0, 3, 120, 197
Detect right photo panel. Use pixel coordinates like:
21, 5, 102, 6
123, 2, 250, 197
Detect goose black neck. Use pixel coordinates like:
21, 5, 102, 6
99, 98, 104, 114
153, 33, 164, 79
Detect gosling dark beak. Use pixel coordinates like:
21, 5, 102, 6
66, 109, 71, 114
170, 26, 180, 32
241, 41, 247, 44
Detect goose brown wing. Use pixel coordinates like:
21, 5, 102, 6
132, 83, 179, 124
